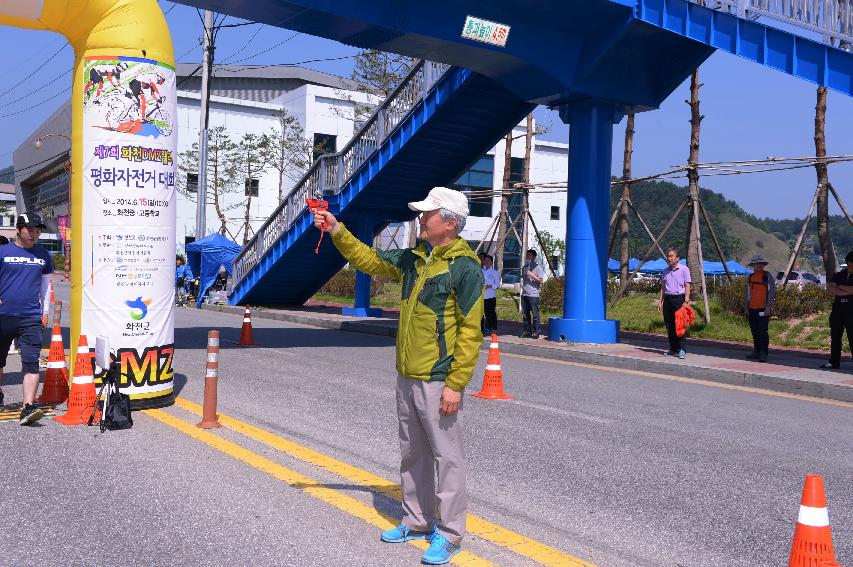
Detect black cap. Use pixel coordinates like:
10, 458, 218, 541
845, 250, 853, 263
16, 213, 46, 229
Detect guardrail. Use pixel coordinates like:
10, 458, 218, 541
232, 60, 451, 287
689, 0, 853, 46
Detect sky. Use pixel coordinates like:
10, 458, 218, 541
0, 0, 850, 220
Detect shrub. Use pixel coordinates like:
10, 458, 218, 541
318, 268, 385, 297
52, 254, 66, 272
714, 278, 832, 319
540, 276, 564, 311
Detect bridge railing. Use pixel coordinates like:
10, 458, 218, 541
690, 0, 852, 46
232, 60, 452, 288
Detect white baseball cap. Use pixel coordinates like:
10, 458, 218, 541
408, 186, 469, 217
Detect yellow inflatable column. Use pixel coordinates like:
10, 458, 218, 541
0, 1, 177, 409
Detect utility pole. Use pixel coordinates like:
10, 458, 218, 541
195, 10, 214, 240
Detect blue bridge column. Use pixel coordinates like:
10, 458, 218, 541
548, 100, 623, 344
342, 216, 383, 318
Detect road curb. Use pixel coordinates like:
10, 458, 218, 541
201, 304, 853, 403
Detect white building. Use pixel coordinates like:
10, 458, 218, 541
14, 64, 569, 278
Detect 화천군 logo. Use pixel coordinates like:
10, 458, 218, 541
125, 297, 152, 320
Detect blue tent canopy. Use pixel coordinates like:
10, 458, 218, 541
186, 233, 242, 307
607, 258, 640, 272
607, 258, 752, 275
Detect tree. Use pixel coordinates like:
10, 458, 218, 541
814, 86, 837, 277
685, 70, 704, 300
235, 133, 269, 245
619, 112, 635, 284
494, 131, 514, 275
535, 230, 565, 268
177, 126, 240, 237
332, 49, 416, 126
346, 49, 415, 122
260, 108, 313, 202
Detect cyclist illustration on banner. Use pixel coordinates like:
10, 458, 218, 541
84, 61, 127, 103
83, 58, 173, 138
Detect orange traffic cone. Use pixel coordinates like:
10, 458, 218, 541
48, 280, 55, 305
471, 333, 512, 400
54, 335, 101, 426
238, 305, 255, 345
38, 324, 68, 404
788, 474, 837, 567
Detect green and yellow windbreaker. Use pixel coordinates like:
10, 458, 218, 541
331, 224, 484, 391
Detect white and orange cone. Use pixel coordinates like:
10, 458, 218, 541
54, 335, 100, 426
38, 324, 68, 405
238, 305, 255, 345
788, 474, 837, 567
471, 333, 512, 400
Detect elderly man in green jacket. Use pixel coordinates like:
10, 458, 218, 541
314, 186, 483, 565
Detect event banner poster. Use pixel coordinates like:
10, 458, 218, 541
81, 56, 176, 404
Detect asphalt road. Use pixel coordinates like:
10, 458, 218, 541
0, 289, 850, 566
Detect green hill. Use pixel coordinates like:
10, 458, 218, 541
609, 179, 792, 270
763, 215, 853, 265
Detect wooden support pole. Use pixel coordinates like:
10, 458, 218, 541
697, 199, 734, 283
781, 186, 820, 288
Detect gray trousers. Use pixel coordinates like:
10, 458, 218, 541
396, 375, 467, 546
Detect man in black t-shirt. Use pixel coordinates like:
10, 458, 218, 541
822, 250, 853, 369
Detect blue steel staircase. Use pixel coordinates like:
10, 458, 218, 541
229, 62, 534, 306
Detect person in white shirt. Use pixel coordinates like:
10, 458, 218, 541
480, 254, 501, 334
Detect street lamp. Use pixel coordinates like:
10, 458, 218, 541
33, 132, 73, 278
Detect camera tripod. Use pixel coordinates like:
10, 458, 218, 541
88, 362, 120, 432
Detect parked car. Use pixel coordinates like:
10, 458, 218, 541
776, 270, 821, 289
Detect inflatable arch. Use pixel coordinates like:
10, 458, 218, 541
0, 1, 177, 408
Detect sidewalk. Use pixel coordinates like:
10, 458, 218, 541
201, 301, 853, 403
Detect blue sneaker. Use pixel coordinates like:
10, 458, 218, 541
380, 524, 432, 543
678, 349, 686, 359
421, 532, 461, 565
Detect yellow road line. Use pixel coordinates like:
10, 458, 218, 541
498, 351, 853, 410
174, 397, 594, 567
143, 408, 492, 567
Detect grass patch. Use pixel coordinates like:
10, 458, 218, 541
308, 287, 842, 351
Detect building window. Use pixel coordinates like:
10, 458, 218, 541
187, 173, 198, 193
501, 157, 526, 280
550, 206, 560, 220
313, 133, 337, 161
453, 155, 494, 217
245, 178, 259, 197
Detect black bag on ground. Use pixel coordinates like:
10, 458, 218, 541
104, 390, 133, 430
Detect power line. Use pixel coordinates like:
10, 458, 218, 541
176, 65, 202, 88
0, 42, 69, 101
218, 24, 266, 64
0, 69, 71, 109
176, 38, 203, 62
219, 32, 301, 65
2, 150, 70, 180
0, 87, 69, 119
221, 55, 358, 73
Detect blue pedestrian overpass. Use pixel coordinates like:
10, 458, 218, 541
180, 0, 853, 343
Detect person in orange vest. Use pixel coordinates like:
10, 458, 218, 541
744, 255, 776, 362
658, 248, 691, 359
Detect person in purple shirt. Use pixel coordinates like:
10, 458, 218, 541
657, 247, 692, 359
